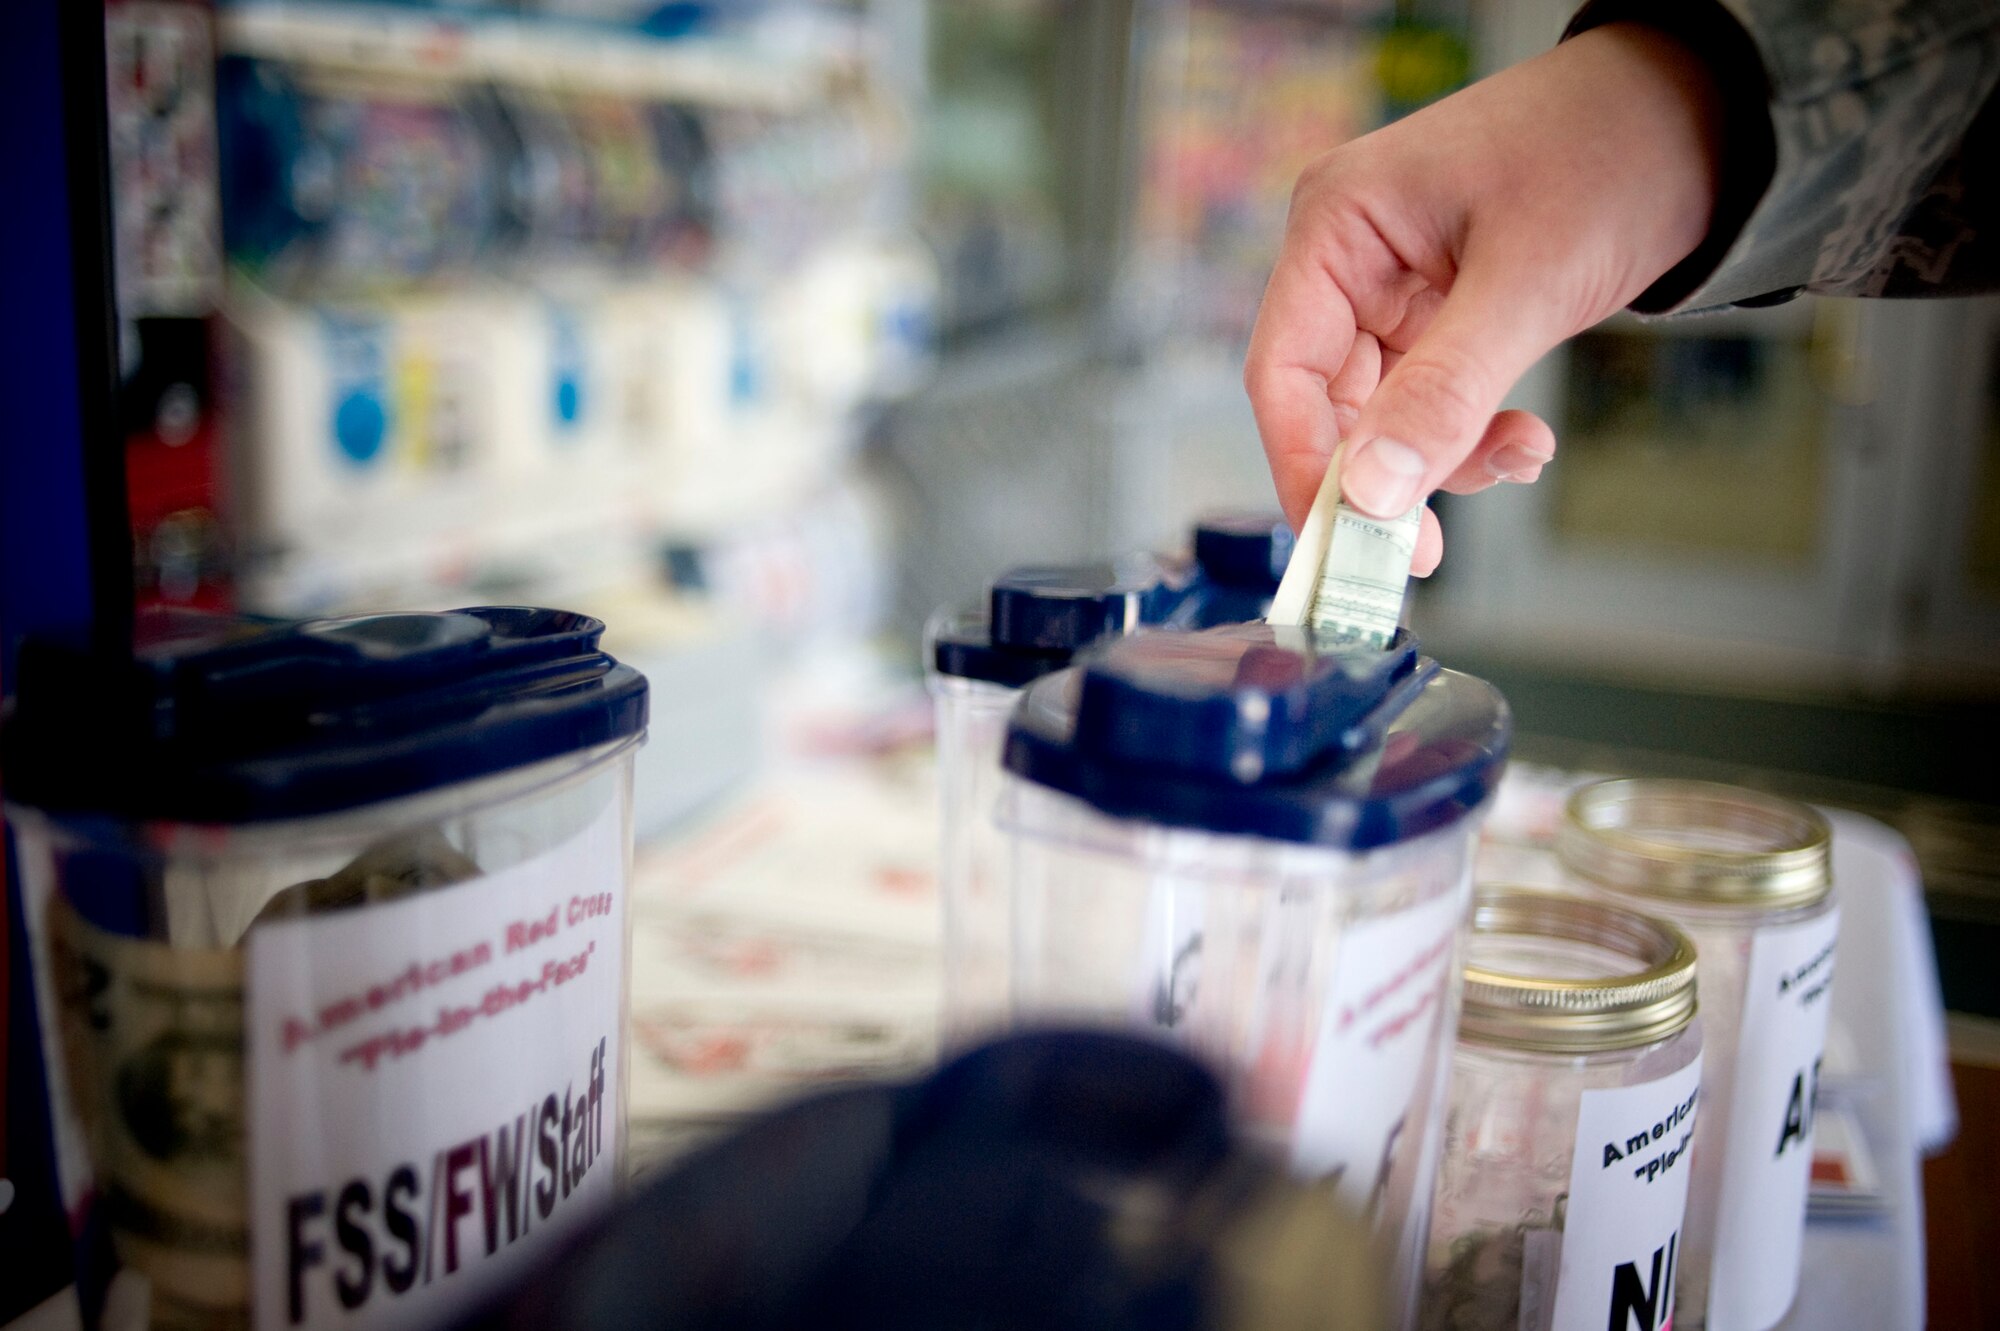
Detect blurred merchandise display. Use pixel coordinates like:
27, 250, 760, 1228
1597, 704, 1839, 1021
107, 1, 223, 317
222, 279, 719, 610
215, 56, 504, 289
106, 0, 235, 613
918, 1, 1077, 335
215, 243, 931, 613
1120, 2, 1469, 351
1125, 4, 1379, 348
121, 314, 233, 612
213, 1, 869, 109
707, 96, 911, 274
164, 0, 935, 621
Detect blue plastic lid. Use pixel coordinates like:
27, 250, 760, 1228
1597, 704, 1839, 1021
3, 606, 648, 824
930, 611, 1074, 691
989, 559, 1182, 652
1075, 625, 1424, 783
1003, 625, 1509, 850
1192, 512, 1293, 593
931, 560, 1188, 688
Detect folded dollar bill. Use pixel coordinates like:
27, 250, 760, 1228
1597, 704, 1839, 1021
1266, 445, 1420, 650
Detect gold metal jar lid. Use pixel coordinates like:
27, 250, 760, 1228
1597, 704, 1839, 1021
1459, 889, 1699, 1054
1556, 778, 1832, 911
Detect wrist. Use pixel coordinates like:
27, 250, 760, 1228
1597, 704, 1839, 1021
1572, 20, 1728, 279
1564, 1, 1775, 310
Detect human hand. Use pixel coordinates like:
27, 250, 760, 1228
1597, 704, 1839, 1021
1244, 22, 1726, 574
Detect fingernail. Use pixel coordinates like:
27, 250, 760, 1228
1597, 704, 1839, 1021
1343, 437, 1426, 515
1484, 442, 1554, 479
1499, 462, 1546, 484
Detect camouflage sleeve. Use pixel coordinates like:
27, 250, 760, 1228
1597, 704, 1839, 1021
1568, 0, 2000, 313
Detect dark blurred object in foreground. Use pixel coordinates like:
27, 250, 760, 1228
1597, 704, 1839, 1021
457, 1030, 1383, 1331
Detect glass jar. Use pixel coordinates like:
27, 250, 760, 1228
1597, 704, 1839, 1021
1001, 624, 1511, 1328
1557, 780, 1837, 1331
1424, 890, 1703, 1331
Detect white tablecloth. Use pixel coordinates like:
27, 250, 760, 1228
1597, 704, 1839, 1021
1778, 811, 1953, 1331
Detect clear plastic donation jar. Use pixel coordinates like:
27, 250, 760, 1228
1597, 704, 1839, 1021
1556, 780, 1836, 1331
999, 622, 1512, 1327
1176, 511, 1294, 629
1424, 890, 1702, 1331
926, 560, 1180, 1047
4, 607, 648, 1331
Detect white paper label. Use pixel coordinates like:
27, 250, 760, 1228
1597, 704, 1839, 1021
1549, 1055, 1703, 1331
1706, 908, 1840, 1330
248, 799, 628, 1330
1290, 887, 1464, 1211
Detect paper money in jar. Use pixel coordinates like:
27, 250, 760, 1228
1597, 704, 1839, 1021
1266, 444, 1421, 650
48, 899, 252, 1331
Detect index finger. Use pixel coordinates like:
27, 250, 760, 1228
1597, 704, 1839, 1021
1243, 246, 1361, 529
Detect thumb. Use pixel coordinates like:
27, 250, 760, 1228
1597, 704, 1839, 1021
1339, 267, 1568, 518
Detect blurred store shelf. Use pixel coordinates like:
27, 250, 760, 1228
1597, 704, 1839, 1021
215, 1, 861, 109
